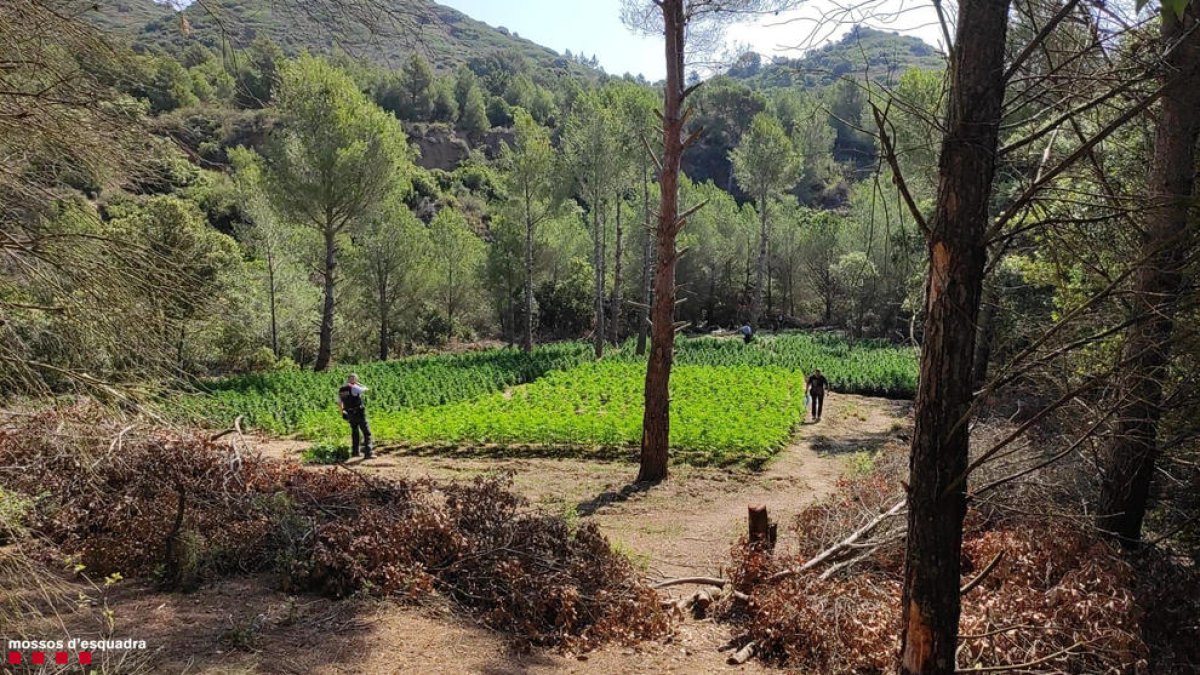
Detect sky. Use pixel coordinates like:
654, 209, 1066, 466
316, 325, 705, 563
438, 0, 948, 81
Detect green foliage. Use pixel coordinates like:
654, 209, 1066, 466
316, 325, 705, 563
536, 277, 593, 338
321, 361, 809, 464
432, 78, 459, 124
428, 208, 486, 333
265, 54, 413, 229
828, 79, 874, 165
563, 88, 625, 213
182, 334, 914, 459
236, 37, 285, 108
1158, 0, 1194, 19
0, 488, 31, 544
301, 442, 350, 465
108, 195, 240, 325
486, 95, 513, 127
732, 112, 796, 203
726, 27, 943, 91
132, 55, 199, 114
674, 176, 756, 326
191, 333, 911, 467
614, 333, 918, 398
348, 199, 433, 357
774, 90, 837, 197
683, 76, 769, 194
177, 342, 594, 433
105, 0, 598, 84
886, 67, 945, 196
832, 251, 881, 338
401, 54, 436, 121
460, 83, 491, 140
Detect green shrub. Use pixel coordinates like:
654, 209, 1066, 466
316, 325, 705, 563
301, 443, 349, 465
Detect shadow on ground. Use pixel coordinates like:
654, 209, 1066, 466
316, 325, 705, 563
576, 481, 656, 517
373, 443, 636, 463
806, 427, 900, 456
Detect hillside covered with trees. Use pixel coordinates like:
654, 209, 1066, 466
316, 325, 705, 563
7, 0, 943, 377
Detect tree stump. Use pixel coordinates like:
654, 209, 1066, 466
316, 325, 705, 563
748, 504, 776, 551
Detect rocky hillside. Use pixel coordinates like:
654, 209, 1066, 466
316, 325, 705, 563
86, 0, 596, 77
726, 25, 944, 91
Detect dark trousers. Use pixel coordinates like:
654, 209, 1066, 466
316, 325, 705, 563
346, 409, 372, 456
810, 392, 825, 419
743, 333, 753, 344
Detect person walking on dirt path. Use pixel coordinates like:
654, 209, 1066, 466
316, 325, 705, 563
337, 374, 373, 459
806, 368, 828, 422
740, 323, 753, 344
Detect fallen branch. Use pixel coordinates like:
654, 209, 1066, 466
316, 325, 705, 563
954, 641, 1087, 673
651, 576, 728, 590
209, 415, 245, 442
727, 641, 756, 665
960, 551, 1004, 596
650, 499, 906, 592
765, 499, 906, 584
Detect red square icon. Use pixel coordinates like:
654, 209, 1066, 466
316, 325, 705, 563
79, 651, 93, 665
31, 652, 45, 665
7, 651, 20, 665
56, 651, 69, 664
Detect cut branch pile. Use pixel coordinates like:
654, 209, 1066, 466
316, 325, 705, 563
702, 451, 1187, 673
0, 406, 667, 650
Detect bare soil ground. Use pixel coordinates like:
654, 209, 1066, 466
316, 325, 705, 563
42, 395, 910, 674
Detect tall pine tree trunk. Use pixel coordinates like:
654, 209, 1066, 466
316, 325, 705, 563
378, 267, 391, 361
315, 219, 337, 371
267, 248, 280, 359
592, 200, 606, 359
637, 159, 653, 356
899, 0, 1011, 671
638, 0, 686, 483
751, 192, 768, 329
446, 262, 456, 339
971, 281, 1000, 392
611, 195, 625, 344
379, 310, 389, 360
523, 187, 536, 353
1097, 2, 1200, 547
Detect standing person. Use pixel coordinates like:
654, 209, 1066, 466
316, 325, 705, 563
740, 323, 753, 344
337, 373, 373, 459
806, 368, 828, 422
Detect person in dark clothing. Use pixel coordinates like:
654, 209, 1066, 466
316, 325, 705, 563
337, 373, 373, 459
806, 368, 829, 422
740, 324, 753, 344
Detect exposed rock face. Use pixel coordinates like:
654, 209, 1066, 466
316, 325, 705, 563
405, 124, 518, 171
481, 129, 516, 159
406, 123, 471, 171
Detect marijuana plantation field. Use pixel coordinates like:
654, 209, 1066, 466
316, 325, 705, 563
305, 362, 808, 464
178, 343, 594, 433
180, 333, 917, 465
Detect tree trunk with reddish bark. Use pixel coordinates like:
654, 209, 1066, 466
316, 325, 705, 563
899, 0, 1011, 671
638, 0, 687, 483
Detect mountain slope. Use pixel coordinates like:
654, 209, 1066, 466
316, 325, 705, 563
80, 0, 176, 34
90, 0, 593, 77
727, 26, 944, 90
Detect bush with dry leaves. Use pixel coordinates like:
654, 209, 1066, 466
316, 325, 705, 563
717, 451, 1199, 673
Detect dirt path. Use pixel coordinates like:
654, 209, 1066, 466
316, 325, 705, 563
60, 395, 910, 674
